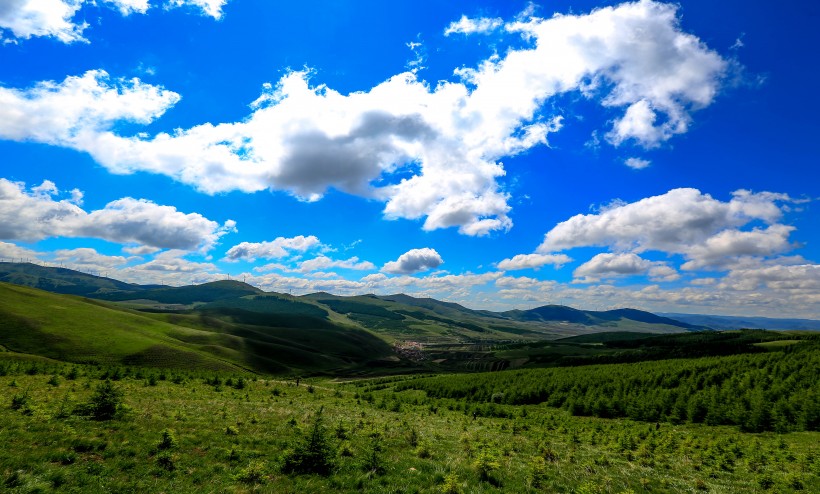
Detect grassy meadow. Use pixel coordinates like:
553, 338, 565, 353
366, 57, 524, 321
1, 357, 817, 493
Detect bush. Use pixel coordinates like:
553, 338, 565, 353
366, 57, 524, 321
79, 380, 124, 420
528, 456, 549, 489
156, 451, 176, 472
415, 441, 433, 459
441, 473, 463, 494
281, 407, 335, 476
361, 433, 385, 475
234, 461, 266, 484
10, 392, 29, 411
156, 429, 178, 451
474, 449, 499, 482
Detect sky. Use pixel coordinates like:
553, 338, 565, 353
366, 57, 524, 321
0, 0, 818, 318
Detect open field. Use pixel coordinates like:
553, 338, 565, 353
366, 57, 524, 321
0, 358, 817, 493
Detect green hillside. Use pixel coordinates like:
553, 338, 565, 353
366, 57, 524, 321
100, 280, 263, 304
503, 304, 701, 331
0, 282, 239, 371
0, 262, 152, 297
0, 263, 702, 342
0, 282, 396, 375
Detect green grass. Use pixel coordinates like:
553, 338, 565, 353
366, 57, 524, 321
0, 361, 817, 493
754, 340, 804, 349
0, 283, 239, 371
0, 282, 396, 376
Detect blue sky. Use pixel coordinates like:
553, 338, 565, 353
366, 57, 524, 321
1, 0, 817, 318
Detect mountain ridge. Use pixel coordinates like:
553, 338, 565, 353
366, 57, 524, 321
0, 262, 700, 333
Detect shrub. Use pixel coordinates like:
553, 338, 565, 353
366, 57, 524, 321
334, 419, 348, 440
281, 407, 335, 476
415, 441, 433, 459
441, 473, 463, 494
10, 392, 29, 411
156, 451, 176, 472
234, 460, 266, 484
407, 427, 419, 447
474, 449, 499, 482
156, 429, 178, 451
528, 456, 549, 489
361, 433, 385, 475
75, 380, 124, 420
757, 474, 774, 490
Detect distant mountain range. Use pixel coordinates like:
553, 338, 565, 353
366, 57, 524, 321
2, 261, 817, 375
0, 262, 702, 337
658, 313, 820, 331
4, 261, 818, 335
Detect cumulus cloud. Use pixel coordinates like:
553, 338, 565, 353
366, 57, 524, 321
0, 241, 40, 262
444, 15, 503, 36
297, 255, 375, 273
118, 250, 222, 285
166, 0, 228, 19
0, 70, 180, 145
0, 0, 87, 43
681, 224, 795, 270
538, 188, 796, 267
0, 1, 225, 44
573, 252, 678, 283
382, 248, 443, 274
0, 178, 233, 250
106, 0, 150, 15
624, 157, 651, 170
0, 1, 729, 236
496, 253, 572, 271
51, 247, 132, 273
224, 235, 321, 261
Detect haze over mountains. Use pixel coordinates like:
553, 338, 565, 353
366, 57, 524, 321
1, 261, 818, 376
0, 261, 699, 333
3, 261, 817, 333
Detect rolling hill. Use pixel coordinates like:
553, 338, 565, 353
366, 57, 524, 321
0, 281, 396, 375
658, 312, 820, 331
0, 261, 156, 297
0, 262, 703, 341
502, 305, 702, 331
0, 262, 735, 374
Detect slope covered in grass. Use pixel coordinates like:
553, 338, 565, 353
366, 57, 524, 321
0, 282, 397, 375
0, 282, 239, 371
0, 262, 152, 297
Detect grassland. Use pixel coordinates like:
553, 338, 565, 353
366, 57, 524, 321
1, 274, 818, 492
0, 358, 817, 493
0, 282, 395, 376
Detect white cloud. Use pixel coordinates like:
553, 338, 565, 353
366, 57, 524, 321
624, 157, 651, 170
444, 15, 503, 36
0, 70, 180, 145
573, 252, 678, 283
123, 245, 161, 255
166, 0, 228, 19
106, 0, 150, 15
51, 247, 132, 273
0, 1, 229, 44
0, 1, 729, 236
0, 0, 87, 43
382, 248, 443, 274
496, 253, 572, 271
538, 188, 794, 260
0, 178, 232, 250
0, 241, 40, 262
224, 235, 321, 261
119, 250, 223, 285
681, 224, 795, 270
297, 255, 375, 273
